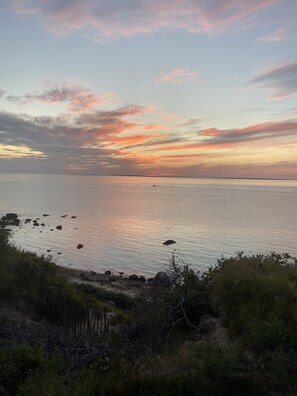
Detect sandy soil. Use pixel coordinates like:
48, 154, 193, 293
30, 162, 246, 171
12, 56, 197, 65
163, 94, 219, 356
58, 266, 155, 297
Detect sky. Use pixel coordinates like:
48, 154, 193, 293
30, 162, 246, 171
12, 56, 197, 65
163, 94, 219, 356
0, 0, 296, 179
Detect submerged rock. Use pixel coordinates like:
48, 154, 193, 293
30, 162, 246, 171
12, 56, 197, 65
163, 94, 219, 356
56, 225, 62, 230
162, 239, 176, 246
43, 214, 49, 217
71, 216, 77, 218
77, 244, 84, 249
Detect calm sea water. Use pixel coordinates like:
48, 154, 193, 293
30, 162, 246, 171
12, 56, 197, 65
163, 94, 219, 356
0, 173, 297, 275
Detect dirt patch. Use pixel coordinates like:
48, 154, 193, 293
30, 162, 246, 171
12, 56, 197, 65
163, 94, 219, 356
58, 266, 155, 298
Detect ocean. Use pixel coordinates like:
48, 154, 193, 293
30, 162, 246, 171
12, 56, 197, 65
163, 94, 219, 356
1, 173, 297, 276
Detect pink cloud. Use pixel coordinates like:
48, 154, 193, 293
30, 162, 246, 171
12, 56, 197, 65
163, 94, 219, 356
12, 0, 279, 41
256, 27, 290, 43
5, 82, 113, 112
142, 119, 297, 152
157, 68, 199, 84
200, 120, 297, 140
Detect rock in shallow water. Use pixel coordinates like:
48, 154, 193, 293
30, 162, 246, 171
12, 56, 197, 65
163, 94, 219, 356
162, 239, 176, 246
5, 213, 18, 220
77, 244, 84, 249
2, 213, 20, 226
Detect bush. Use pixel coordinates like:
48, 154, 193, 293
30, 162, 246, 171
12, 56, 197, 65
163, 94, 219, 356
211, 252, 297, 351
0, 232, 104, 330
0, 342, 55, 394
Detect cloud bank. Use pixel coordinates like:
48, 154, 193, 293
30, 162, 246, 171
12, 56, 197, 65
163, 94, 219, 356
12, 0, 279, 41
1, 81, 296, 178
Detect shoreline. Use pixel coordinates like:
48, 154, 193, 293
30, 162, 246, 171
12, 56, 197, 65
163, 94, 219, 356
0, 213, 160, 298
57, 265, 155, 297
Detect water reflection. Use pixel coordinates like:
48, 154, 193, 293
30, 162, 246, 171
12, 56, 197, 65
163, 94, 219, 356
1, 174, 297, 275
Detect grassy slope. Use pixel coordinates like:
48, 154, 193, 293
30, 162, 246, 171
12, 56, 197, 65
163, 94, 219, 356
1, 229, 297, 395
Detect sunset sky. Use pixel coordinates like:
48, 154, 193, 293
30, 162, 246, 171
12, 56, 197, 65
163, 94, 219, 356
0, 0, 296, 179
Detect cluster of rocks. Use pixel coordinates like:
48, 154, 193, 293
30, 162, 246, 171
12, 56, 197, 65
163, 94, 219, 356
128, 274, 146, 282
1, 212, 86, 256
128, 271, 171, 286
1, 213, 20, 227
1, 213, 174, 289
78, 269, 172, 288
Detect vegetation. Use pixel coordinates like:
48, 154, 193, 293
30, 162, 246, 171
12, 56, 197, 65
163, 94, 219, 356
1, 226, 297, 395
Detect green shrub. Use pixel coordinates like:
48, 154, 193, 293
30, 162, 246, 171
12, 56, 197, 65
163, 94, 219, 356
0, 342, 54, 394
18, 372, 69, 396
0, 232, 103, 329
212, 252, 297, 351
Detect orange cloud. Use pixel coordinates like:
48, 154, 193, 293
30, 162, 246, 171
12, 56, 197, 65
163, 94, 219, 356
106, 134, 164, 146
144, 124, 170, 131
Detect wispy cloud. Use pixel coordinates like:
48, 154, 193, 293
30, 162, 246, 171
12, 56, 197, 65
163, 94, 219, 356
248, 61, 297, 99
142, 119, 297, 152
5, 81, 113, 112
0, 144, 44, 159
178, 118, 201, 127
12, 0, 279, 42
157, 68, 199, 84
256, 27, 290, 43
199, 120, 297, 144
